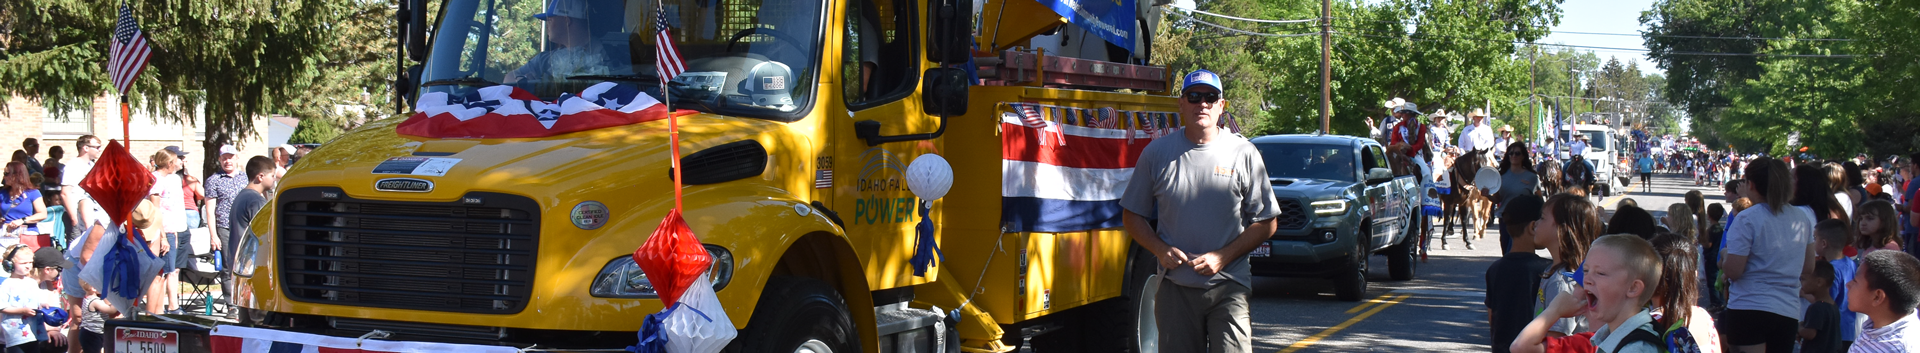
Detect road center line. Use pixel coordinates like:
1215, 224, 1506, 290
1344, 292, 1396, 314
1279, 293, 1412, 353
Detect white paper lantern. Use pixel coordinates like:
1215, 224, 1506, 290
664, 274, 736, 353
906, 154, 953, 201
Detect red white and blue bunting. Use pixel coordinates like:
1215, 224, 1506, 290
397, 82, 695, 139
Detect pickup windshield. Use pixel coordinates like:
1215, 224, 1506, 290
419, 0, 824, 120
1256, 143, 1356, 182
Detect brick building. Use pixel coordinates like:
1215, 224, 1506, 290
2, 94, 287, 176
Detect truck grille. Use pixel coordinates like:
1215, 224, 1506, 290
1275, 198, 1309, 230
278, 187, 540, 314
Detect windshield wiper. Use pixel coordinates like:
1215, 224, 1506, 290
566, 74, 662, 83
420, 77, 502, 87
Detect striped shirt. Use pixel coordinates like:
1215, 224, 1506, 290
1856, 312, 1920, 353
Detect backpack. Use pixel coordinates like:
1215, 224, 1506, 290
1660, 319, 1704, 353
1610, 327, 1665, 353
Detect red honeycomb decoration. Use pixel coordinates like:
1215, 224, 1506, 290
633, 208, 711, 308
79, 140, 154, 228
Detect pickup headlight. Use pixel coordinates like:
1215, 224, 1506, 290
590, 244, 735, 298
1311, 200, 1349, 216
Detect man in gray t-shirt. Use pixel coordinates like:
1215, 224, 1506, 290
1120, 69, 1280, 353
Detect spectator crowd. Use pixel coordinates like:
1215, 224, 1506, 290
1485, 149, 1920, 353
2, 136, 293, 353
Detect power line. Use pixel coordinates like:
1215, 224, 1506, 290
1330, 27, 1868, 58
1179, 8, 1320, 25
1553, 30, 1855, 42
1334, 17, 1857, 42
1169, 10, 1322, 38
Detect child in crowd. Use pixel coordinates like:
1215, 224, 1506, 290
28, 248, 66, 353
1665, 203, 1696, 240
1847, 250, 1920, 352
75, 282, 115, 353
1859, 200, 1903, 253
1533, 193, 1603, 337
1649, 232, 1720, 353
1511, 234, 1668, 353
1800, 260, 1842, 353
0, 245, 55, 353
1487, 195, 1552, 353
1817, 219, 1862, 348
1704, 203, 1727, 310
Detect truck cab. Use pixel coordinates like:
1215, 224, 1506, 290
230, 0, 1175, 352
1245, 135, 1421, 301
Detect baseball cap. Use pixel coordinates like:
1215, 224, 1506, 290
219, 145, 240, 156
32, 247, 70, 269
534, 0, 589, 20
163, 145, 188, 157
1181, 69, 1223, 92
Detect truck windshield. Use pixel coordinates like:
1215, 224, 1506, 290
419, 0, 825, 120
1560, 129, 1610, 151
1256, 143, 1357, 182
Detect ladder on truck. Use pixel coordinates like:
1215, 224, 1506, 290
975, 49, 1170, 92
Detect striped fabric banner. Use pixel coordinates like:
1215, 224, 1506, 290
211, 326, 520, 353
1000, 113, 1155, 233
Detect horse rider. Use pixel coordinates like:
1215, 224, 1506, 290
1457, 108, 1497, 169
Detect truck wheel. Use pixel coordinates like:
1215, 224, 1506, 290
728, 276, 856, 353
1333, 236, 1367, 302
1386, 217, 1418, 281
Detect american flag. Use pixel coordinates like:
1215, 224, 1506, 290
1093, 107, 1118, 129
654, 4, 687, 83
108, 2, 153, 96
1014, 103, 1047, 128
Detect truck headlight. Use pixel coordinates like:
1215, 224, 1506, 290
590, 244, 735, 298
1311, 200, 1348, 216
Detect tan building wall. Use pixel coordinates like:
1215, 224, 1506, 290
2, 94, 279, 176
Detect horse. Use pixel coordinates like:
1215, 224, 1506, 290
1436, 149, 1494, 250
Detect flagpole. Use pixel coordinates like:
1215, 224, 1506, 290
120, 96, 131, 145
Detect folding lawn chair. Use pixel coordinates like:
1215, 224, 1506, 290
179, 228, 228, 316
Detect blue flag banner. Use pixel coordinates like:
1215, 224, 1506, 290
1039, 0, 1137, 53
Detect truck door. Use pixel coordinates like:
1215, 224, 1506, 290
835, 0, 938, 287
1361, 144, 1394, 245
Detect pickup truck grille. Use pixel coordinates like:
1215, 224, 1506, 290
277, 187, 540, 314
1275, 198, 1309, 229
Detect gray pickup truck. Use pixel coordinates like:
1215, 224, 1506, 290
1247, 134, 1423, 301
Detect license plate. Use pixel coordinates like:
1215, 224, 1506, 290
115, 327, 179, 353
1250, 244, 1271, 258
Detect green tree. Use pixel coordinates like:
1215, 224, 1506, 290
0, 0, 400, 174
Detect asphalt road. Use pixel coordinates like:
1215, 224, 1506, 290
1247, 171, 1725, 352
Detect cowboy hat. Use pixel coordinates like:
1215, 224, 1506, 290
1498, 125, 1514, 132
1468, 108, 1488, 118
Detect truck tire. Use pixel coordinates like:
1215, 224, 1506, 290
1333, 235, 1368, 302
1386, 216, 1418, 281
727, 276, 857, 353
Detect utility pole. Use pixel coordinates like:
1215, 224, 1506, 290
1319, 0, 1332, 134
1529, 45, 1535, 142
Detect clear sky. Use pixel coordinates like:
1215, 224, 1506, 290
1537, 0, 1663, 74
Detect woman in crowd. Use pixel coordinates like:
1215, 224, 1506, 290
1496, 141, 1539, 253
0, 162, 45, 248
1722, 157, 1818, 353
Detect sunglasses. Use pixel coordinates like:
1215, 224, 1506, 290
1183, 91, 1221, 104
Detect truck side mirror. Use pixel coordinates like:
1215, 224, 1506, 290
926, 0, 974, 65
405, 0, 429, 62
1366, 168, 1394, 184
922, 68, 968, 117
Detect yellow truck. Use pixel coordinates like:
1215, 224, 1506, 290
226, 0, 1181, 351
